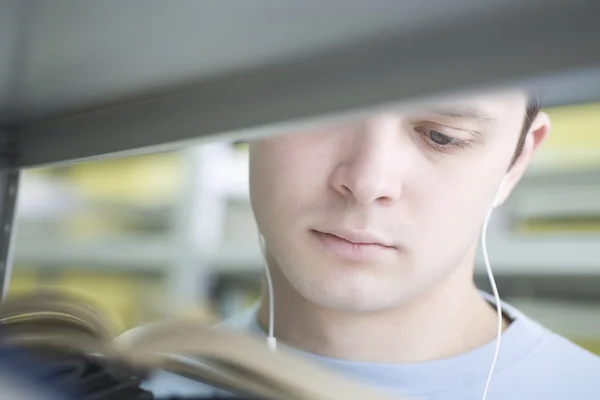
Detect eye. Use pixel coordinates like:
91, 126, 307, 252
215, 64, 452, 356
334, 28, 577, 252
429, 129, 453, 145
414, 126, 474, 152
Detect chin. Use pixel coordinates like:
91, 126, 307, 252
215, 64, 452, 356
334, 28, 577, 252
316, 289, 403, 313
291, 269, 406, 312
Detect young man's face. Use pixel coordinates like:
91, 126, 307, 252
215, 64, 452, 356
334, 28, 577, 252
249, 90, 547, 312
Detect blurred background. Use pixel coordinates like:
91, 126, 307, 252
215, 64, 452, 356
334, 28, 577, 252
5, 100, 600, 354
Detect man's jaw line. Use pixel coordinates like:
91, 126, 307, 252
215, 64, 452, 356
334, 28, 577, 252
256, 245, 503, 364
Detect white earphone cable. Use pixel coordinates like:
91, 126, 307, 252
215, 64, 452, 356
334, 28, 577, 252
258, 234, 277, 351
480, 206, 503, 400
264, 259, 277, 351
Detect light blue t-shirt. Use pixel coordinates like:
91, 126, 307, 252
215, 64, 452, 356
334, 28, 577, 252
141, 293, 600, 399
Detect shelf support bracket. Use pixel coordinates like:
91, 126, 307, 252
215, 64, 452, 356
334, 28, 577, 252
0, 126, 21, 300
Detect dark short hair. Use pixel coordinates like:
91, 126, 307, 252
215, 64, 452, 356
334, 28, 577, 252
509, 96, 541, 168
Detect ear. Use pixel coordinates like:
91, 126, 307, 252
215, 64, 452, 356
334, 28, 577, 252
495, 111, 551, 206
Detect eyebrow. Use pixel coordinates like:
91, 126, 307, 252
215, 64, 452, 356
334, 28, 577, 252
425, 106, 500, 126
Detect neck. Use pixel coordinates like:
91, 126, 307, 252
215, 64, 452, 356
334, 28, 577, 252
257, 253, 508, 364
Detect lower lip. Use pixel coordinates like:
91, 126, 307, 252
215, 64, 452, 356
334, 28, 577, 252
311, 231, 395, 262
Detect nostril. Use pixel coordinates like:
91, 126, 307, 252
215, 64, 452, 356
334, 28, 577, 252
341, 184, 353, 196
375, 196, 396, 207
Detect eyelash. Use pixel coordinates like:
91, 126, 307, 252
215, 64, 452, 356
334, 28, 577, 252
414, 126, 475, 153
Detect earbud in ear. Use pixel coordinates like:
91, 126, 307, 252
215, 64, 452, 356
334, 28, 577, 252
493, 179, 506, 208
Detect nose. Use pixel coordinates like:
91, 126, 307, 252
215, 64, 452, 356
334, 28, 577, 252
330, 114, 410, 206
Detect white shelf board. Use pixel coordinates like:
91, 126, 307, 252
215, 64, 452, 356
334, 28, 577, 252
5, 1, 600, 167
509, 185, 600, 219
11, 235, 265, 273
9, 232, 600, 276
508, 167, 600, 219
209, 246, 264, 273
12, 236, 171, 272
476, 235, 600, 275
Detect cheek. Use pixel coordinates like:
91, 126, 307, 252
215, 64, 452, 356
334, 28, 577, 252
248, 137, 329, 230
407, 167, 497, 250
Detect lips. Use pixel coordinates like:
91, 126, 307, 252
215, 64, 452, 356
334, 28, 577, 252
316, 229, 395, 248
311, 229, 396, 262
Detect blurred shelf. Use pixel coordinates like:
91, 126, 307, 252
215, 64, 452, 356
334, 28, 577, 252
475, 235, 600, 275
12, 236, 265, 274
505, 168, 600, 231
5, 1, 600, 167
11, 232, 600, 276
509, 183, 600, 219
209, 245, 264, 272
12, 237, 171, 272
509, 298, 600, 338
520, 167, 600, 186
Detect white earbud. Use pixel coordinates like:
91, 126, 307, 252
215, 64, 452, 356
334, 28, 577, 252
258, 234, 277, 351
492, 178, 507, 209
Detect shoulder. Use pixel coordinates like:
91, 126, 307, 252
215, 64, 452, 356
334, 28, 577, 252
489, 295, 600, 396
489, 292, 600, 373
503, 323, 600, 397
503, 300, 600, 373
533, 330, 600, 372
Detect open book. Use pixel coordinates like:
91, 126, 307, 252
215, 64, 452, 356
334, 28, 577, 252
0, 290, 398, 400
